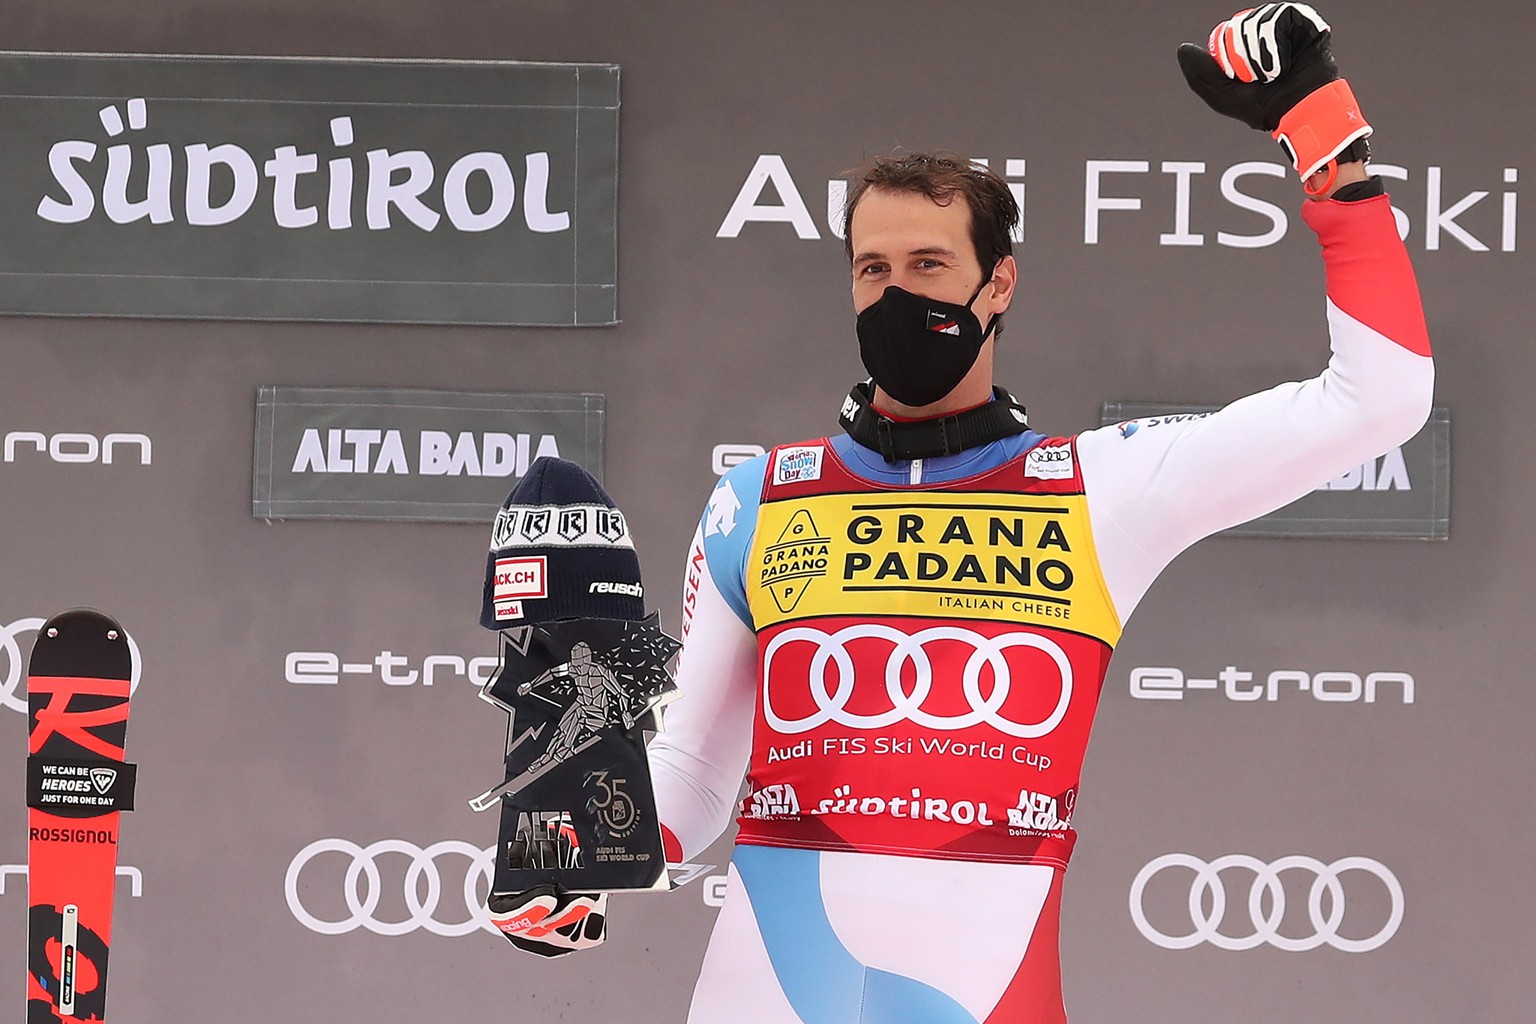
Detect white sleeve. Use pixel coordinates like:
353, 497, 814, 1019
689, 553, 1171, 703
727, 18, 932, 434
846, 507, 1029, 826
648, 523, 759, 860
1077, 193, 1435, 622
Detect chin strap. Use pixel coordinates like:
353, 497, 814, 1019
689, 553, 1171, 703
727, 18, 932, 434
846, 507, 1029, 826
838, 381, 1031, 463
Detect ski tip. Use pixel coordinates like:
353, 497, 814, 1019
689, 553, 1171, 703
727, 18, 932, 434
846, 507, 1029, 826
27, 608, 132, 681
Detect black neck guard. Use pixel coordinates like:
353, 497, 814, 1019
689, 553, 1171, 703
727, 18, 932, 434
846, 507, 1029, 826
838, 381, 1031, 463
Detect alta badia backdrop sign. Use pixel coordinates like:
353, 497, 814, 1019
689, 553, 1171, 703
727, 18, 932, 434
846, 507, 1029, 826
253, 387, 605, 522
0, 52, 619, 325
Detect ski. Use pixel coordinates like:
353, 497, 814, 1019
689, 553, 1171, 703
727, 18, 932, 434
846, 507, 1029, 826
25, 609, 136, 1024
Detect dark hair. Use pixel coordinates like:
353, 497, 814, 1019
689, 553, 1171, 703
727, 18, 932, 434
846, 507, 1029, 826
841, 151, 1019, 274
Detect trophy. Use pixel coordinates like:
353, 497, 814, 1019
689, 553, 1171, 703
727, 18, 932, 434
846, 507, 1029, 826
470, 613, 679, 894
468, 456, 681, 936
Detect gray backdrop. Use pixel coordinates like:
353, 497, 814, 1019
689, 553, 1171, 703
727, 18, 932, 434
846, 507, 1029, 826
1, 1, 1530, 1021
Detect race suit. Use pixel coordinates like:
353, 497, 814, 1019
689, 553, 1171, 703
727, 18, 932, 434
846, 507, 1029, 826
648, 194, 1434, 1023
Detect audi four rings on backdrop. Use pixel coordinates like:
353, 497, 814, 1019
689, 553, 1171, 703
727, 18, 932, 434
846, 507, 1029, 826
1129, 854, 1404, 953
285, 838, 502, 937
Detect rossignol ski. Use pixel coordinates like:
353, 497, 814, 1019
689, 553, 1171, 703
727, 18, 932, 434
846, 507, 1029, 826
25, 609, 136, 1024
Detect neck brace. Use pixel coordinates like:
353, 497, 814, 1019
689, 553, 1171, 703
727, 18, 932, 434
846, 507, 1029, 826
838, 381, 1031, 463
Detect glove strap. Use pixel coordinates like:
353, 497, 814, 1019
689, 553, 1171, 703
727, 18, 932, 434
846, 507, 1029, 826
1271, 77, 1373, 186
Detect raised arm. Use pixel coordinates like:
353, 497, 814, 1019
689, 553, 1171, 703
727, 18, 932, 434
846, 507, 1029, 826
1078, 5, 1434, 621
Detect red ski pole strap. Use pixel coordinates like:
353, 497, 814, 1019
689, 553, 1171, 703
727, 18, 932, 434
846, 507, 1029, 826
27, 755, 137, 816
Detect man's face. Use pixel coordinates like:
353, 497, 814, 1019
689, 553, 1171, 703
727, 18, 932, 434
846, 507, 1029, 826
849, 188, 995, 314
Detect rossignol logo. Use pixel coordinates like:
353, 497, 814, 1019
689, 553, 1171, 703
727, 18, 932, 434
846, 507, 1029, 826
27, 827, 118, 844
717, 153, 1519, 252
39, 103, 571, 235
3, 431, 151, 466
1129, 665, 1414, 704
285, 649, 497, 687
291, 428, 562, 477
36, 767, 113, 796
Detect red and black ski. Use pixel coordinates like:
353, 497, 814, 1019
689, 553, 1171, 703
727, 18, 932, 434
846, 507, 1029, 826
25, 609, 136, 1024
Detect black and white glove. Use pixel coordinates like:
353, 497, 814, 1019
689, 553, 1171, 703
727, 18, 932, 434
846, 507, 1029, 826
1178, 4, 1372, 189
487, 884, 608, 958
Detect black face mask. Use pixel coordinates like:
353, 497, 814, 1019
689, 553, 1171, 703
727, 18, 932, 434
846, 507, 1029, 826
856, 272, 999, 408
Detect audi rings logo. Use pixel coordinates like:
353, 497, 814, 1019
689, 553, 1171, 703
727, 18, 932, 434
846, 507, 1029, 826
762, 624, 1072, 739
1129, 853, 1404, 953
1, 617, 143, 715
285, 839, 501, 937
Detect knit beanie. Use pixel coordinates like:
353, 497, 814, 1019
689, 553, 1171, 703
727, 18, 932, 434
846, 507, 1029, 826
479, 457, 645, 630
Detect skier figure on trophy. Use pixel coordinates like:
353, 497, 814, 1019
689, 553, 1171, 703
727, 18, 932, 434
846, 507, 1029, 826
520, 641, 635, 778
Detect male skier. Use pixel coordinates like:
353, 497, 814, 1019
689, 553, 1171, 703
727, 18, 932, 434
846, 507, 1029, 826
502, 6, 1434, 1021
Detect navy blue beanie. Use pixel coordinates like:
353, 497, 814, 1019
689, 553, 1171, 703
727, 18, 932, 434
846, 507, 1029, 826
479, 457, 645, 630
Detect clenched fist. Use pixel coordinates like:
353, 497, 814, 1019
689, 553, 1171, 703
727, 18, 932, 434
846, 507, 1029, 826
1179, 4, 1372, 190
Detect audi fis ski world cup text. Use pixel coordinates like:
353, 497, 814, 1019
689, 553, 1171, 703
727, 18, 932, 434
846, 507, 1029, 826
718, 154, 1520, 251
